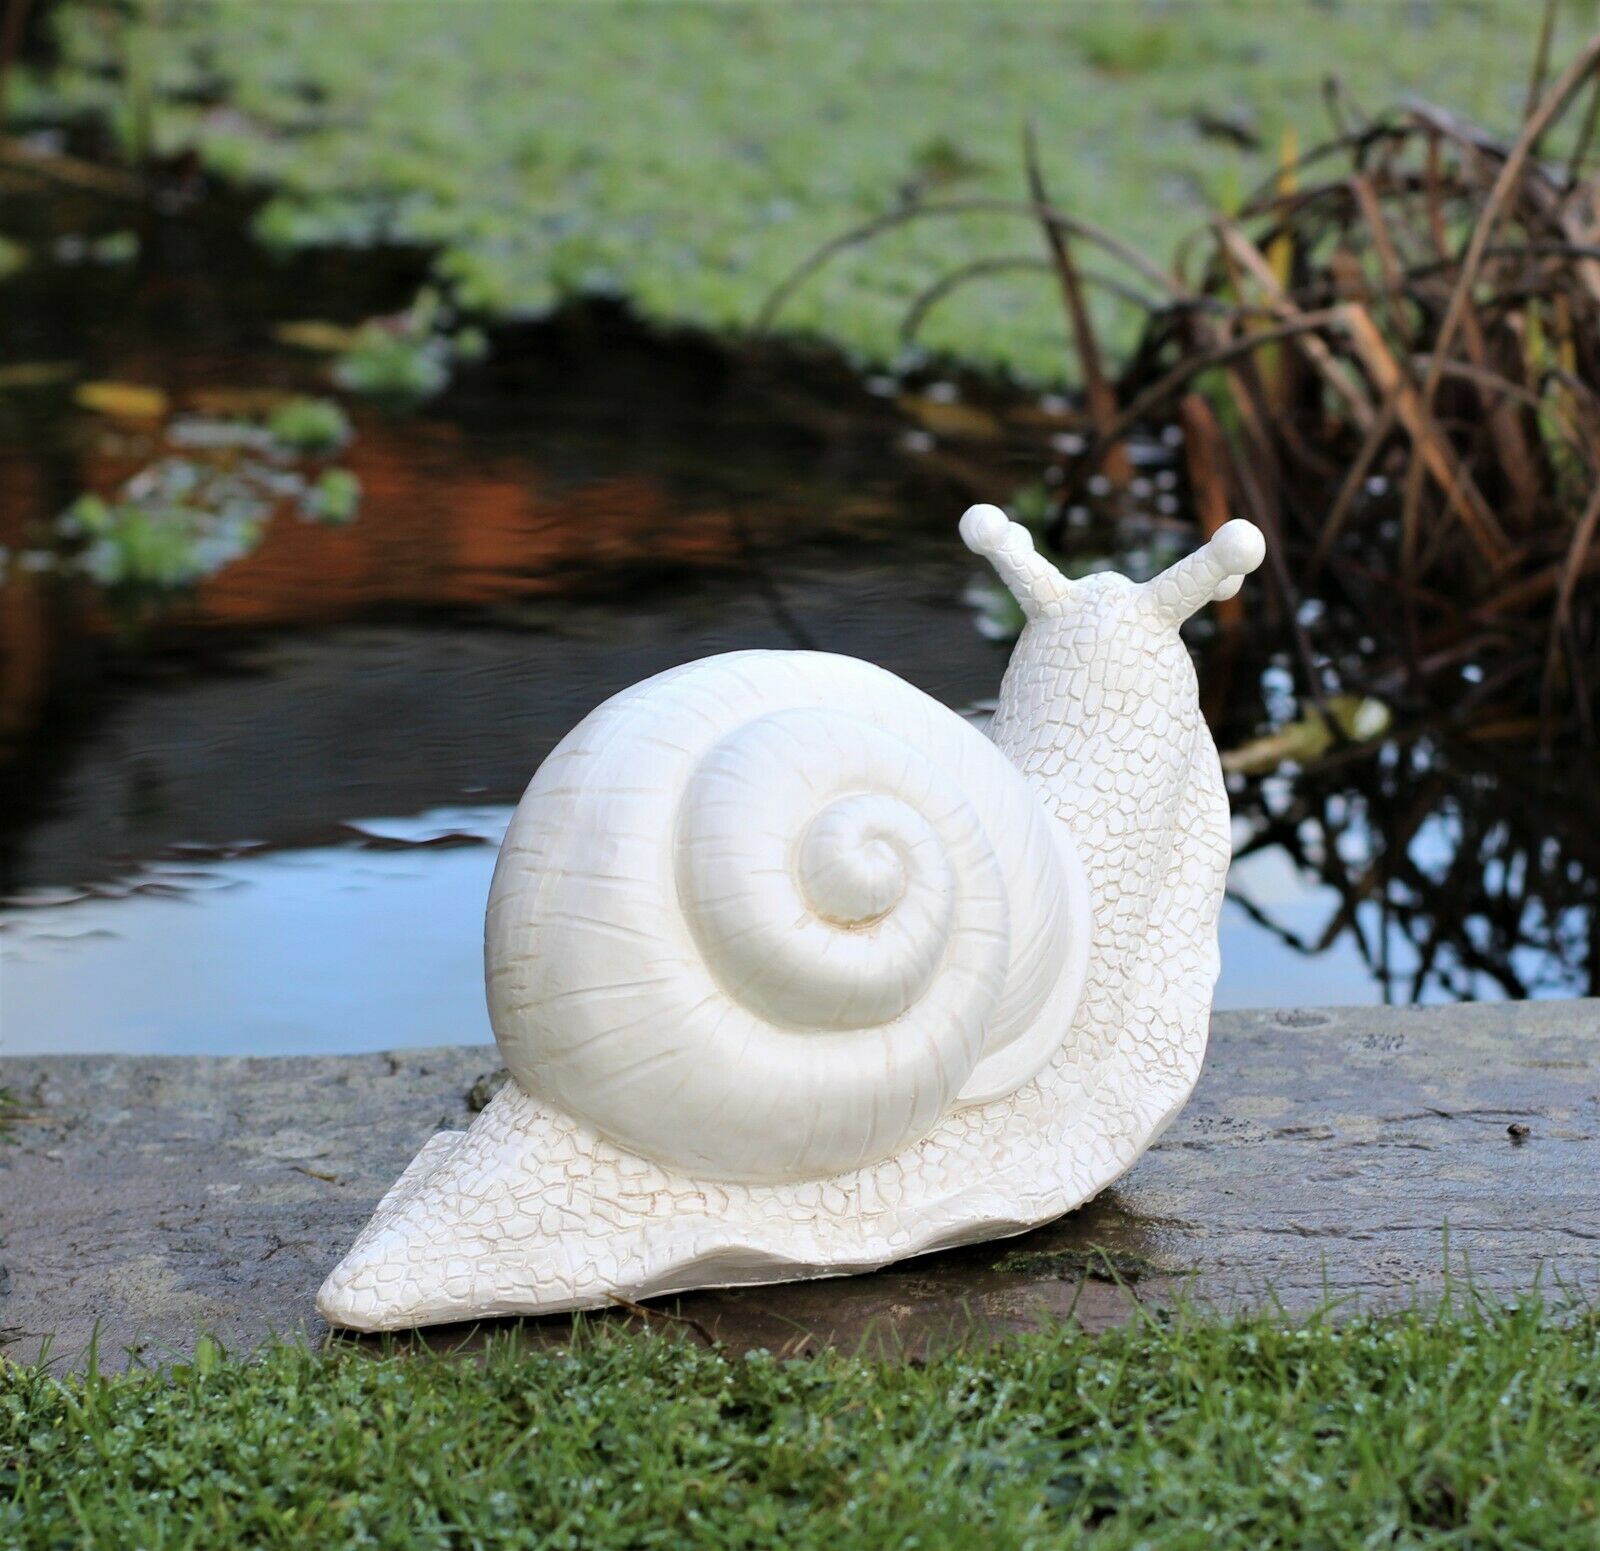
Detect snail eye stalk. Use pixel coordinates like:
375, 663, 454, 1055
959, 504, 1072, 620
1141, 519, 1266, 628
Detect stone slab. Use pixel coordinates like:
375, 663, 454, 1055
2, 1002, 1596, 1370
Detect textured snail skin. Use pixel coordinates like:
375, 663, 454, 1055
318, 510, 1263, 1331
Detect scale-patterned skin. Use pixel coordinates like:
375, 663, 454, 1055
318, 510, 1263, 1330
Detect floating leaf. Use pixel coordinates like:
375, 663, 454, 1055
95, 230, 140, 265
58, 460, 273, 592
0, 235, 28, 281
301, 467, 361, 525
1221, 696, 1392, 776
268, 396, 352, 454
167, 417, 276, 452
452, 325, 489, 364
0, 362, 76, 391
896, 394, 1003, 441
75, 381, 170, 421
333, 330, 452, 402
274, 320, 368, 354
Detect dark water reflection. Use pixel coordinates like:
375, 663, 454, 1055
1225, 738, 1597, 1004
0, 186, 1593, 1055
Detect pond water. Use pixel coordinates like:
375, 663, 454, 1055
1, 182, 1595, 1057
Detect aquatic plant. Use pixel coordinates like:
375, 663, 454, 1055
57, 388, 369, 598
34, 0, 1580, 379
1089, 35, 1600, 750
301, 466, 360, 525
273, 293, 488, 404
266, 396, 351, 455
59, 470, 267, 592
776, 16, 1600, 747
331, 327, 453, 402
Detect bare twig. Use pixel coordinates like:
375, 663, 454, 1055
1526, 0, 1560, 127
1420, 34, 1600, 434
1025, 121, 1129, 485
1341, 302, 1511, 568
605, 1293, 719, 1348
1541, 478, 1600, 739
1073, 310, 1349, 487
1564, 74, 1600, 190
899, 255, 1154, 346
1178, 392, 1241, 630
756, 195, 1183, 333
0, 135, 145, 198
1217, 221, 1376, 429
1311, 395, 1398, 574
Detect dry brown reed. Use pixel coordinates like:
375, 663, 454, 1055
766, 19, 1600, 749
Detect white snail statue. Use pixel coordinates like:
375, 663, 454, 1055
318, 506, 1265, 1331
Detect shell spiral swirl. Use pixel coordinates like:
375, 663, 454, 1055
486, 652, 1089, 1183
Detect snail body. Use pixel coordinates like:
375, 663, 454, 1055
320, 508, 1264, 1330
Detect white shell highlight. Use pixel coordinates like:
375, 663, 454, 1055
484, 653, 1087, 1184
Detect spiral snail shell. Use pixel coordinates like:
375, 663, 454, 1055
319, 506, 1264, 1331
486, 652, 1090, 1183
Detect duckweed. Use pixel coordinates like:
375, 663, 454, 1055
37, 1, 1571, 379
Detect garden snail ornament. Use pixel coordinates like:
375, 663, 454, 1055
319, 507, 1265, 1330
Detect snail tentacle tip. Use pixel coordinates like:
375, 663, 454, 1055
1212, 518, 1266, 576
959, 503, 1017, 556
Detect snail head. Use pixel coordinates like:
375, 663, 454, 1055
960, 504, 1265, 633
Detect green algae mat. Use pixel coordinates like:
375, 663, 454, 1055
21, 1, 1577, 378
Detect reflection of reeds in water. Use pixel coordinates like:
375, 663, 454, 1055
1229, 736, 1599, 1000
769, 15, 1600, 747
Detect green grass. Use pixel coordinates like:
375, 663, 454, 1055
22, 1, 1596, 379
6, 1299, 1599, 1548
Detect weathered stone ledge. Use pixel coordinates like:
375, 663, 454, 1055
2, 1002, 1596, 1369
